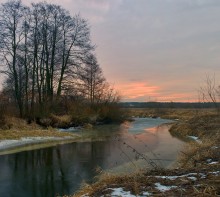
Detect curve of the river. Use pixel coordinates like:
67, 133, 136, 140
0, 118, 184, 197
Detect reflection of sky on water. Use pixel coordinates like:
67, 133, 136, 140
128, 118, 174, 134
0, 118, 183, 197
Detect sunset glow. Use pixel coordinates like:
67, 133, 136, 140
0, 0, 220, 102
115, 82, 160, 100
114, 82, 198, 102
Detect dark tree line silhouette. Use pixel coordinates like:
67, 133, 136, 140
0, 0, 119, 118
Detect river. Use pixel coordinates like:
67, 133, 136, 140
0, 118, 184, 197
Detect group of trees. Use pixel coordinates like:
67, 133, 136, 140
0, 0, 118, 118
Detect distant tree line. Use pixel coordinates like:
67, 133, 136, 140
0, 0, 119, 118
120, 102, 220, 109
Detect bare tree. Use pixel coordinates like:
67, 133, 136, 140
56, 14, 94, 97
0, 0, 27, 117
77, 54, 106, 104
0, 0, 118, 118
199, 75, 220, 111
77, 53, 120, 105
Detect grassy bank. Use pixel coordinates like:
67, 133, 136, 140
123, 107, 217, 120
73, 108, 220, 196
0, 116, 75, 140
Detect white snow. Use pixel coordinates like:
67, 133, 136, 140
154, 175, 178, 180
105, 188, 151, 197
206, 159, 219, 165
209, 171, 220, 175
155, 173, 198, 181
0, 136, 74, 152
188, 135, 199, 140
209, 161, 218, 165
187, 176, 197, 181
142, 191, 151, 196
188, 136, 202, 143
59, 127, 80, 132
109, 188, 136, 197
155, 183, 177, 192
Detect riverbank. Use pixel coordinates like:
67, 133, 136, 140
0, 116, 79, 154
0, 136, 78, 155
73, 108, 220, 196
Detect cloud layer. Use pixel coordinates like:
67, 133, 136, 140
1, 0, 220, 102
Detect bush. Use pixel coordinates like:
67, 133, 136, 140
97, 103, 124, 123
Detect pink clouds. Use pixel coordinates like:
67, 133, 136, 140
114, 81, 197, 102
115, 82, 160, 101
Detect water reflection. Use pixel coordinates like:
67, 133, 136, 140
0, 119, 184, 197
0, 142, 106, 196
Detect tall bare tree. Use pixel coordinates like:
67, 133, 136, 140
0, 0, 118, 118
77, 53, 120, 104
56, 15, 94, 97
0, 0, 27, 117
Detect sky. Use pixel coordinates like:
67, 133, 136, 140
1, 0, 220, 102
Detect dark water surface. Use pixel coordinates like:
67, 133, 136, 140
0, 118, 184, 197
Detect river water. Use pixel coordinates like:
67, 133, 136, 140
0, 118, 184, 197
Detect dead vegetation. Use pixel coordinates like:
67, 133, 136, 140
123, 108, 216, 121
0, 116, 75, 140
179, 138, 220, 168
170, 113, 220, 140
73, 165, 220, 196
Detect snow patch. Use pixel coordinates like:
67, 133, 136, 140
0, 136, 74, 152
0, 140, 18, 147
155, 175, 178, 180
209, 171, 220, 175
211, 146, 219, 149
109, 188, 136, 197
155, 173, 199, 181
187, 176, 197, 181
206, 159, 219, 165
209, 161, 218, 165
188, 135, 198, 140
106, 188, 151, 197
59, 127, 80, 132
155, 183, 177, 192
142, 191, 151, 196
188, 136, 201, 143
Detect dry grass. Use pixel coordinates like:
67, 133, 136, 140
178, 138, 220, 168
49, 114, 72, 128
170, 113, 220, 140
72, 166, 220, 196
0, 116, 40, 130
123, 108, 217, 120
0, 116, 75, 140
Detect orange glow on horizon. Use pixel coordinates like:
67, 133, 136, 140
114, 81, 197, 102
115, 82, 160, 99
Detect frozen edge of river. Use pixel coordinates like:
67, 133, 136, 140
0, 136, 76, 154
